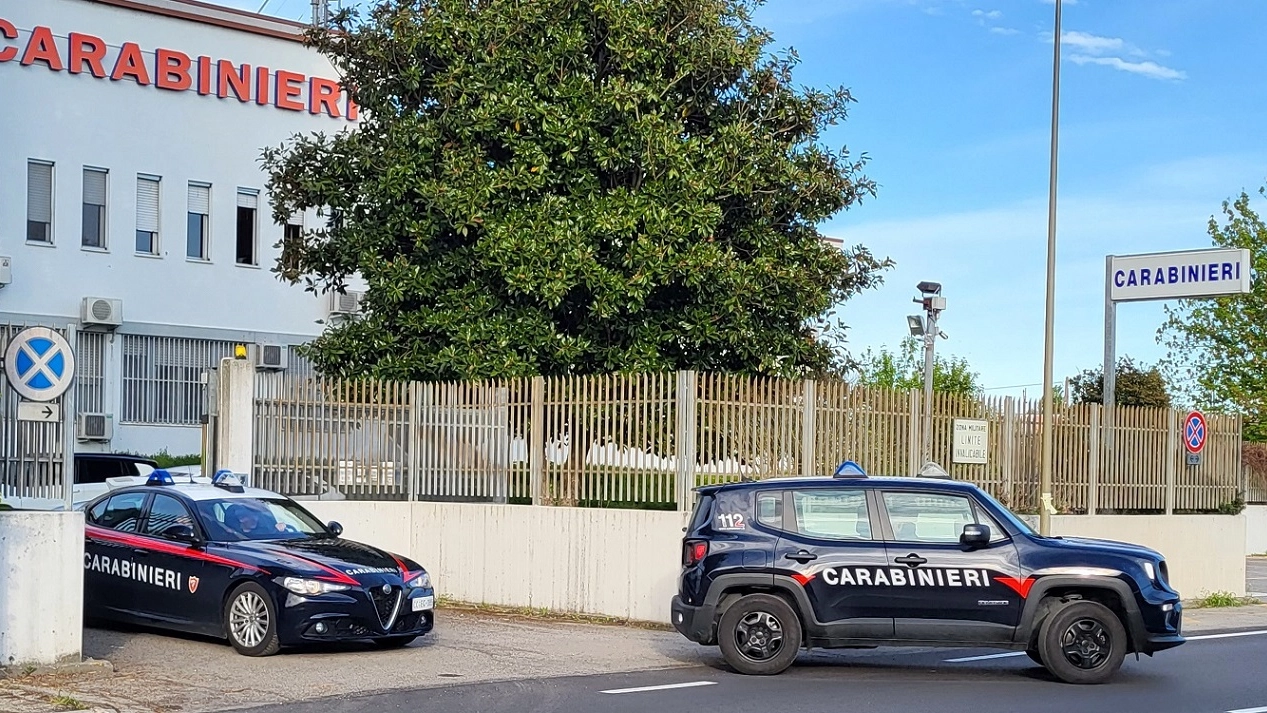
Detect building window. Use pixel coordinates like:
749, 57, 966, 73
76, 331, 108, 414
26, 160, 54, 243
236, 189, 258, 265
136, 175, 160, 255
82, 168, 108, 249
187, 182, 210, 260
121, 335, 236, 425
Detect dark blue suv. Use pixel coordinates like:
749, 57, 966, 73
670, 465, 1184, 684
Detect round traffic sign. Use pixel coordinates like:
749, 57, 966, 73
1183, 411, 1207, 454
4, 327, 76, 402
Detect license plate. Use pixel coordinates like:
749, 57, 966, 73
412, 595, 434, 612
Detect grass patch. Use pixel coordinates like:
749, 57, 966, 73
47, 694, 89, 711
437, 596, 671, 631
1189, 591, 1260, 608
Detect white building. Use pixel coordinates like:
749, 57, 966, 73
2, 0, 357, 457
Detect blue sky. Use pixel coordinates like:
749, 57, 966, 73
241, 0, 1267, 397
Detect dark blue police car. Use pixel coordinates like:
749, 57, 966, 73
671, 463, 1184, 684
82, 471, 435, 655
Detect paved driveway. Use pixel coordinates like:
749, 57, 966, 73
1249, 556, 1267, 600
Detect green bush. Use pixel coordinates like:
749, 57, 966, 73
133, 449, 202, 468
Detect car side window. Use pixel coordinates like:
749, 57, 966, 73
883, 492, 976, 544
791, 489, 872, 541
144, 494, 196, 540
88, 499, 109, 523
76, 459, 118, 485
96, 493, 148, 533
755, 491, 784, 530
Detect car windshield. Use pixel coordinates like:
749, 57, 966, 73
976, 489, 1038, 537
195, 497, 329, 542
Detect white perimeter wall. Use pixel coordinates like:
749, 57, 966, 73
1245, 506, 1267, 558
0, 511, 84, 667
306, 502, 1246, 623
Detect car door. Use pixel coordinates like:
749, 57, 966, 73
771, 487, 895, 640
877, 489, 1022, 643
84, 491, 151, 616
137, 493, 208, 627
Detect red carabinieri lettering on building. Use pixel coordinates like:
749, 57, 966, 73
0, 17, 355, 121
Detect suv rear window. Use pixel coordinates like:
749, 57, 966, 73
688, 493, 715, 533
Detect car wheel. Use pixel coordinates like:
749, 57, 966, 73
224, 582, 281, 657
373, 635, 417, 649
1036, 600, 1126, 684
717, 594, 802, 675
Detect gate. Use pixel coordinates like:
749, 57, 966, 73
0, 324, 73, 508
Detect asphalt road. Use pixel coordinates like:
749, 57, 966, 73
230, 629, 1267, 713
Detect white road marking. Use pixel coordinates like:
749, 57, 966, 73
1226, 706, 1267, 713
600, 681, 718, 695
945, 651, 1026, 663
1186, 630, 1267, 641
945, 630, 1267, 662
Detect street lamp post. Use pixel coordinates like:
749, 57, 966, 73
909, 281, 946, 466
1039, 0, 1063, 536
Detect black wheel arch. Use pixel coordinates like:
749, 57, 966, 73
703, 573, 822, 637
1017, 576, 1147, 653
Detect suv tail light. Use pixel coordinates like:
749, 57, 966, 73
683, 540, 708, 567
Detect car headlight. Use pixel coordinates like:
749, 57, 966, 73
282, 577, 351, 596
1141, 561, 1157, 582
405, 571, 431, 589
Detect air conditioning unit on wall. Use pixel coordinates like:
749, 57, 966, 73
77, 413, 113, 442
329, 290, 365, 318
254, 343, 288, 371
81, 297, 123, 328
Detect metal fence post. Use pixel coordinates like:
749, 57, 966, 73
1165, 409, 1176, 515
60, 325, 78, 510
1002, 396, 1015, 504
908, 389, 922, 475
675, 370, 698, 511
408, 381, 421, 501
1088, 404, 1100, 515
529, 376, 545, 506
801, 379, 816, 477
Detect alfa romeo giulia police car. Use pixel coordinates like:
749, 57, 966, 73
81, 471, 435, 655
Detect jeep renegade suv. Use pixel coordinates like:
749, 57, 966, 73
670, 465, 1184, 684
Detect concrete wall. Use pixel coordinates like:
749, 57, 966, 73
1051, 515, 1245, 598
307, 502, 689, 623
0, 511, 84, 667
305, 503, 1247, 623
1245, 505, 1267, 558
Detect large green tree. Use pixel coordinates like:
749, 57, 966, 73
262, 0, 888, 382
1159, 187, 1267, 441
853, 337, 982, 396
1068, 357, 1171, 408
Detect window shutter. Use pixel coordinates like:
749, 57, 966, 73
83, 168, 107, 206
188, 183, 209, 215
237, 190, 258, 210
137, 177, 160, 232
27, 162, 53, 222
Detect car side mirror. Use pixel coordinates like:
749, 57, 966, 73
960, 523, 990, 549
327, 521, 343, 537
164, 524, 200, 545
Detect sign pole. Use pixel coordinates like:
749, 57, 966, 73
1103, 255, 1116, 451
61, 325, 78, 510
1038, 0, 1062, 537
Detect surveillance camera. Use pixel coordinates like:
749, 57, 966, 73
916, 280, 942, 295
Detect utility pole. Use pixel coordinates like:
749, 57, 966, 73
1039, 0, 1063, 536
909, 281, 946, 466
311, 0, 328, 26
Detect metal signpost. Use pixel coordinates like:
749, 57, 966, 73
1103, 248, 1252, 444
4, 326, 77, 508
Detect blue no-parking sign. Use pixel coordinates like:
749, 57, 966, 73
4, 327, 76, 402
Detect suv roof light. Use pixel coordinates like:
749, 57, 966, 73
917, 461, 951, 478
833, 460, 867, 478
212, 469, 246, 493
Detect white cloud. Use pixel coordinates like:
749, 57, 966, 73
1060, 30, 1125, 54
990, 26, 1020, 35
1068, 55, 1187, 81
972, 9, 1003, 19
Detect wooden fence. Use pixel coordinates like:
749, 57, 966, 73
251, 371, 1244, 513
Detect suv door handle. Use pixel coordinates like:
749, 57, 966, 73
894, 553, 927, 567
785, 551, 818, 563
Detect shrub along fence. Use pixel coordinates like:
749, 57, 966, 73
247, 371, 1243, 514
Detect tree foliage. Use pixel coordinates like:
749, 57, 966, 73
1068, 357, 1172, 409
1159, 188, 1267, 441
853, 337, 981, 396
262, 0, 889, 381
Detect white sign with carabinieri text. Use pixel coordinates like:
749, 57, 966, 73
952, 419, 989, 465
1108, 248, 1252, 302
